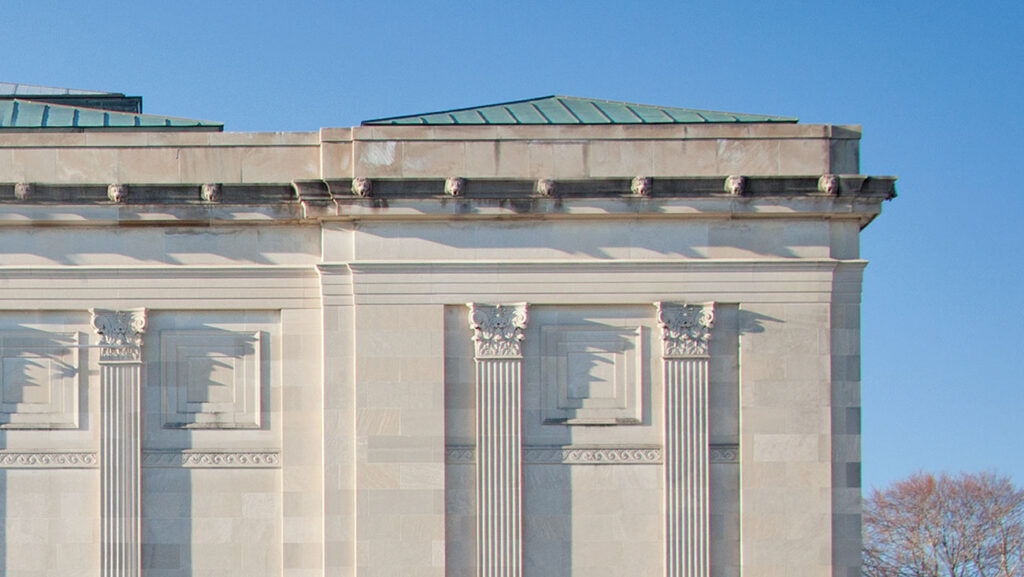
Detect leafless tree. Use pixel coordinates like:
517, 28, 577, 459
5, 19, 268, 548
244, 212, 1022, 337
863, 471, 1024, 577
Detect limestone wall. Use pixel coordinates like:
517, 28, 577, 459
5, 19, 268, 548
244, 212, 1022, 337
0, 123, 887, 577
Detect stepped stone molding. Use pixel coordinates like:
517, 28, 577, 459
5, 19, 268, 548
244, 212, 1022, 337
0, 450, 98, 468
657, 302, 714, 577
0, 331, 80, 429
469, 303, 528, 577
93, 308, 146, 577
160, 330, 263, 429
541, 325, 644, 425
468, 302, 528, 359
142, 450, 281, 468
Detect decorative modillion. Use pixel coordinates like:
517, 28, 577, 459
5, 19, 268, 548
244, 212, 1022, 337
631, 176, 652, 196
14, 182, 32, 200
351, 177, 373, 197
445, 176, 466, 196
107, 183, 128, 203
536, 178, 556, 196
724, 175, 745, 196
201, 182, 221, 202
818, 174, 840, 195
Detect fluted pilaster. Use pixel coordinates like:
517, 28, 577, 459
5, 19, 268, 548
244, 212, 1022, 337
657, 302, 714, 577
468, 303, 527, 577
93, 308, 146, 577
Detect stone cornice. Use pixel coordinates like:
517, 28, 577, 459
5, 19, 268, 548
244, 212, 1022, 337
0, 175, 895, 205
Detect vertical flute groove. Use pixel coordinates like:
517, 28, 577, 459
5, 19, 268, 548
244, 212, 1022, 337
657, 302, 713, 577
94, 309, 145, 577
468, 303, 526, 577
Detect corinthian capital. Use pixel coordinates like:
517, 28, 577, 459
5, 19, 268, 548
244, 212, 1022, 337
91, 309, 147, 362
655, 302, 714, 357
467, 303, 528, 359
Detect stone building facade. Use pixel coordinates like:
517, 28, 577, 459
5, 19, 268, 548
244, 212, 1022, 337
0, 88, 894, 577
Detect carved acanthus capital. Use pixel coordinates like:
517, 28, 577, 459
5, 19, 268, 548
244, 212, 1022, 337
444, 177, 465, 196
655, 302, 714, 357
631, 176, 652, 196
724, 175, 745, 196
91, 309, 147, 362
467, 303, 528, 359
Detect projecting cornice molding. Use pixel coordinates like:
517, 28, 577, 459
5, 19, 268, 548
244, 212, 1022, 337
0, 175, 896, 205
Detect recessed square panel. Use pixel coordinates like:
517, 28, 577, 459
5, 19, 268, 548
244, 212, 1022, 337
541, 326, 643, 425
0, 332, 79, 429
161, 330, 261, 429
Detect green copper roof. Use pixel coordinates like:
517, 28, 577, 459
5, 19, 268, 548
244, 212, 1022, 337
363, 95, 797, 125
0, 99, 222, 131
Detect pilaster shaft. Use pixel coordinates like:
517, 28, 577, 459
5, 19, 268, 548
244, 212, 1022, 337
93, 309, 146, 577
657, 302, 714, 577
468, 303, 527, 577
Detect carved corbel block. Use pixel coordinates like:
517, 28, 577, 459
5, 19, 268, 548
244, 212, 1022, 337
818, 174, 839, 195
536, 178, 556, 197
107, 183, 129, 203
201, 183, 221, 202
351, 177, 373, 197
724, 175, 745, 196
14, 183, 32, 200
444, 177, 465, 197
631, 176, 652, 196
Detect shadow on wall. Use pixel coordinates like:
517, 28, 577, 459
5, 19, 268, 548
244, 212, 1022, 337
361, 219, 806, 260
445, 304, 783, 576
0, 326, 86, 575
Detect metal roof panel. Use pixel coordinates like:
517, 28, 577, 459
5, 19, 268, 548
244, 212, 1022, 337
364, 95, 797, 125
0, 99, 222, 131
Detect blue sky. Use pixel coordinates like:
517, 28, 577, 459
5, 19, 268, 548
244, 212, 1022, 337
6, 0, 1023, 490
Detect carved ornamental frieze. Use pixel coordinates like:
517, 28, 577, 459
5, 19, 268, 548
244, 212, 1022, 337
91, 308, 147, 361
656, 302, 714, 357
467, 303, 528, 358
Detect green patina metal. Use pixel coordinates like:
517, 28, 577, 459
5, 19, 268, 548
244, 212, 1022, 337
363, 95, 797, 125
0, 99, 222, 132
